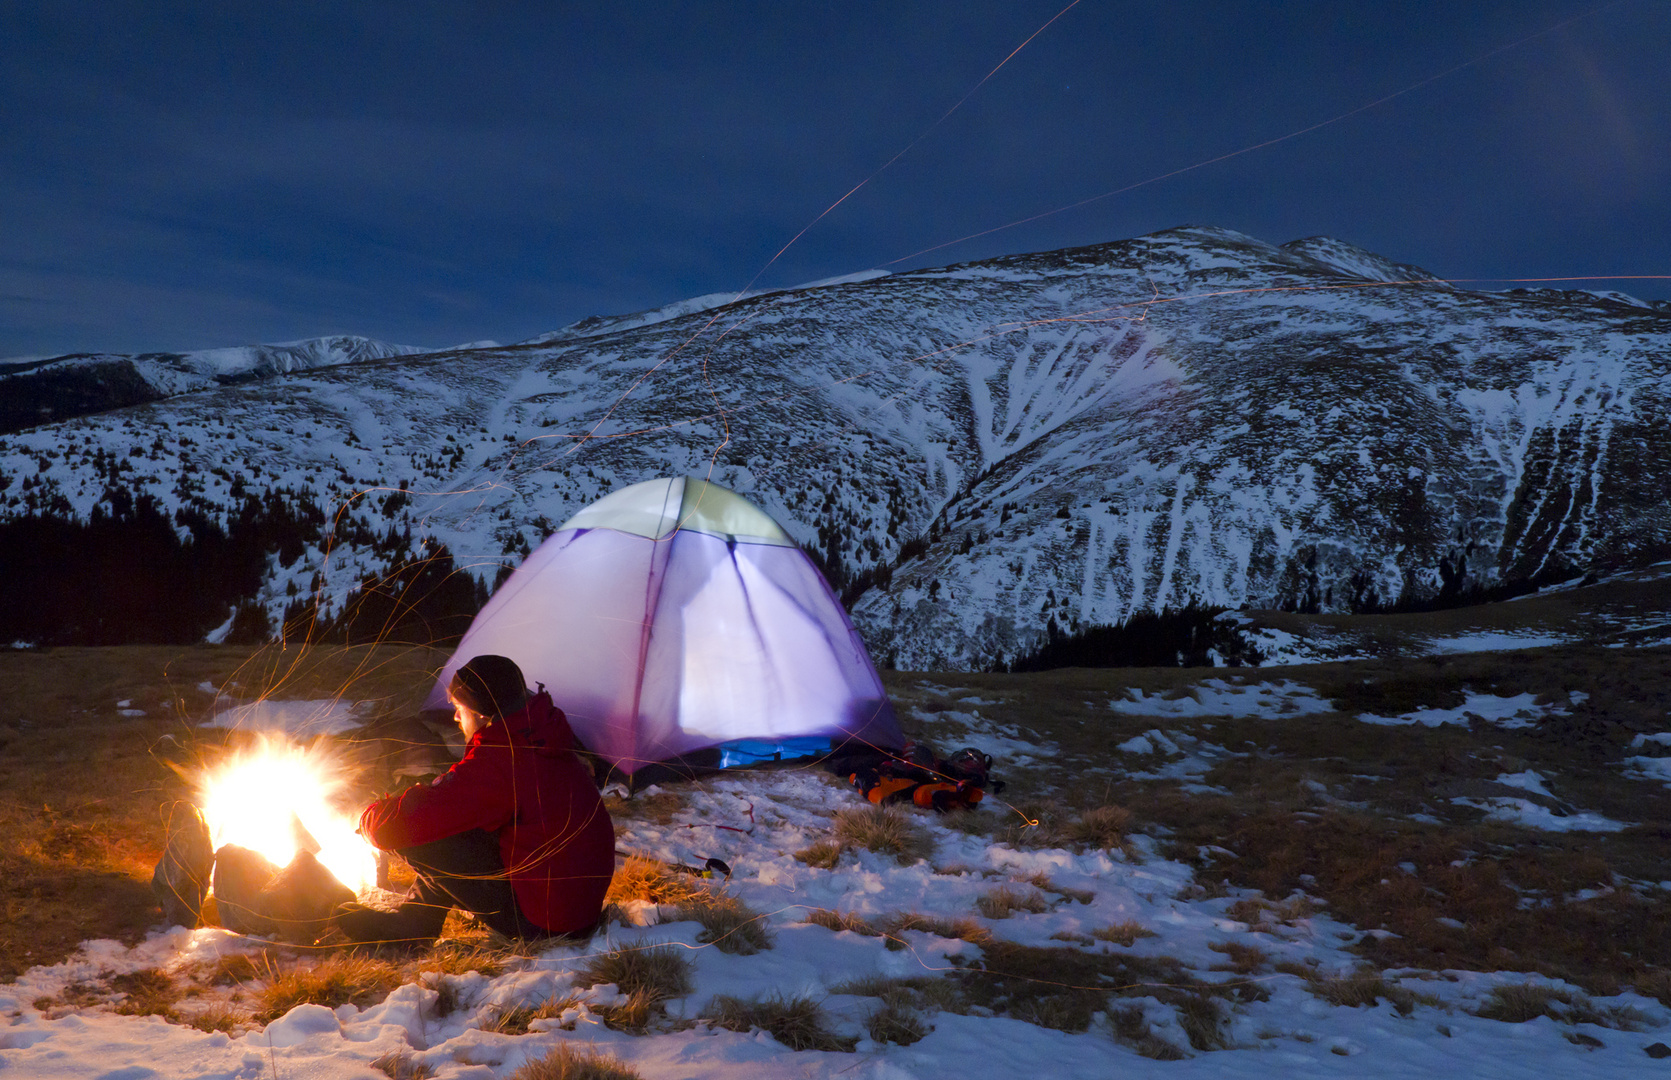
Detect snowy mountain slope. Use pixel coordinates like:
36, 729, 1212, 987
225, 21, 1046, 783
3, 226, 1669, 668
0, 335, 427, 434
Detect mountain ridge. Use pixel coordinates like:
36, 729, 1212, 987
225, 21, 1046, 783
2, 225, 1668, 668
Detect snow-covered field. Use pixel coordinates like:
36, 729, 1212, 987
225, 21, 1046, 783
7, 679, 1671, 1078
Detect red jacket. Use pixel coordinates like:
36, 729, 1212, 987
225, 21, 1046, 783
359, 690, 615, 935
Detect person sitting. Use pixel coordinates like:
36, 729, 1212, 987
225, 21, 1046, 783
334, 654, 615, 945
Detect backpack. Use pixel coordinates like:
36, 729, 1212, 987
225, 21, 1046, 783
848, 741, 1003, 812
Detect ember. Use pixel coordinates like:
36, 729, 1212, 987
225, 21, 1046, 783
197, 733, 378, 895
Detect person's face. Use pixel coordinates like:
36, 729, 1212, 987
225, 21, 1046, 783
450, 694, 487, 740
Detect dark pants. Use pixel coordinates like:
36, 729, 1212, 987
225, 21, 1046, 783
335, 829, 539, 945
395, 828, 535, 940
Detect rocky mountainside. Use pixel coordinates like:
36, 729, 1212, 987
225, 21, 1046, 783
2, 226, 1668, 668
0, 335, 428, 434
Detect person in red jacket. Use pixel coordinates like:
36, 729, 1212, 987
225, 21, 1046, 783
334, 655, 616, 945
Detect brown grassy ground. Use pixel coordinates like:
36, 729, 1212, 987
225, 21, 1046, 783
884, 636, 1671, 1002
5, 588, 1671, 1002
0, 643, 446, 981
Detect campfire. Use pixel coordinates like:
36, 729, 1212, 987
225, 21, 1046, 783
198, 733, 379, 895
153, 730, 383, 942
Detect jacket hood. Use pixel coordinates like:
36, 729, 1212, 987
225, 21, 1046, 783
470, 690, 574, 757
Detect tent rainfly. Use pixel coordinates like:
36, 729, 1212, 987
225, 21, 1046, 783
427, 476, 902, 786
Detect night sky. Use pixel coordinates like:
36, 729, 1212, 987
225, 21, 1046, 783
2, 1, 1667, 358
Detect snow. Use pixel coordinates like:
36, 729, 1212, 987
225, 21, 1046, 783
1358, 692, 1549, 730
1452, 796, 1629, 834
4, 766, 1666, 1077
200, 698, 367, 737
1109, 679, 1332, 719
1427, 632, 1570, 654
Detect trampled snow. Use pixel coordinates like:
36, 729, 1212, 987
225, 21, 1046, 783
4, 766, 1666, 1078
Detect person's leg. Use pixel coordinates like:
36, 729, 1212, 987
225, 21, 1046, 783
334, 829, 530, 944
398, 829, 533, 939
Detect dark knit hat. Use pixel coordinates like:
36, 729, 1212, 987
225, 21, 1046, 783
449, 654, 527, 720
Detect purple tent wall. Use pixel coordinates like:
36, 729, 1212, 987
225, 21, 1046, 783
428, 526, 900, 778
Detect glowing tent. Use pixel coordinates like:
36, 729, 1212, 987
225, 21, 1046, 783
427, 476, 901, 786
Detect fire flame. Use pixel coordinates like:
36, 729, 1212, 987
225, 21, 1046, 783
197, 733, 379, 895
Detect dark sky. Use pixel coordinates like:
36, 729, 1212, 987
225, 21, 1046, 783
2, 1, 1667, 357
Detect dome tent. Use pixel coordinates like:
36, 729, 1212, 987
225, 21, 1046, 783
427, 476, 902, 787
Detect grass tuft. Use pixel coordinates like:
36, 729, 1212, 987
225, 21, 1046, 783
671, 892, 772, 955
1026, 873, 1095, 904
370, 1051, 435, 1080
1174, 992, 1229, 1051
407, 940, 514, 979
1207, 941, 1270, 974
794, 841, 843, 869
1473, 983, 1651, 1030
508, 1043, 644, 1080
1062, 805, 1133, 851
1108, 1003, 1188, 1060
179, 1004, 248, 1034
801, 908, 879, 935
865, 994, 930, 1045
572, 944, 691, 1032
832, 805, 932, 864
976, 885, 1051, 920
880, 911, 992, 948
481, 992, 584, 1036
110, 968, 181, 1018
605, 855, 707, 907
1092, 920, 1157, 947
255, 953, 404, 1022
702, 993, 857, 1052
1307, 971, 1428, 1016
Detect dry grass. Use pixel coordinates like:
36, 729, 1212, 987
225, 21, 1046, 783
1061, 805, 1134, 851
702, 993, 857, 1052
1173, 993, 1230, 1051
670, 892, 772, 955
509, 1044, 643, 1080
371, 1051, 435, 1080
572, 944, 692, 1032
1207, 941, 1270, 975
880, 911, 992, 947
110, 968, 182, 1018
1225, 894, 1321, 928
800, 908, 879, 935
975, 885, 1050, 919
1026, 873, 1095, 904
604, 855, 708, 908
178, 1004, 249, 1033
255, 953, 405, 1022
1092, 920, 1157, 947
829, 974, 964, 1014
406, 940, 515, 979
793, 840, 843, 869
481, 992, 584, 1036
832, 805, 932, 864
865, 994, 930, 1045
1108, 1003, 1187, 1060
1473, 982, 1652, 1030
1305, 971, 1428, 1015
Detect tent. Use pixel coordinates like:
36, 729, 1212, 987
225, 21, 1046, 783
427, 476, 902, 786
